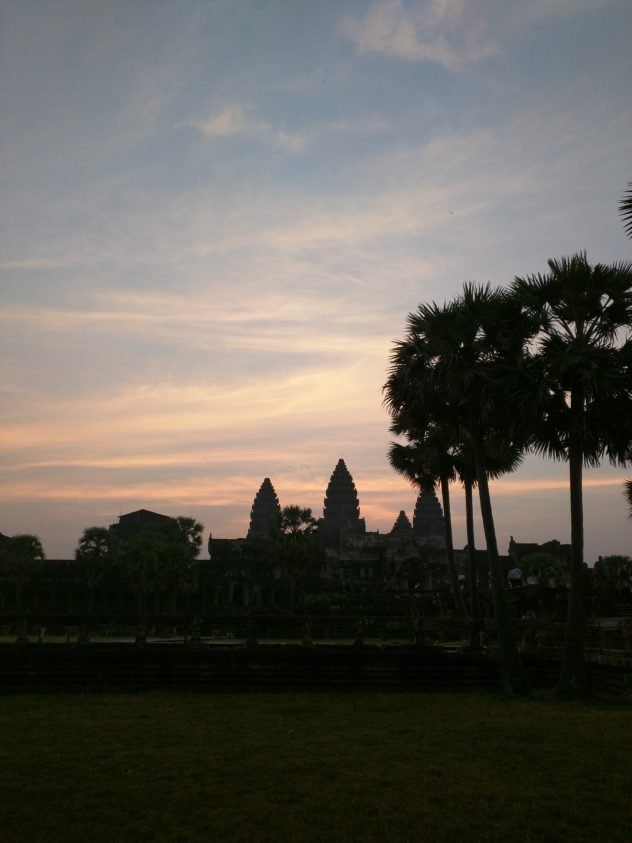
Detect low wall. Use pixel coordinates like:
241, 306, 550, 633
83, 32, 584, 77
1, 642, 619, 694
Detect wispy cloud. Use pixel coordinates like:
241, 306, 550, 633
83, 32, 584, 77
2, 0, 630, 560
0, 361, 385, 455
191, 106, 307, 152
0, 293, 393, 361
340, 0, 499, 68
490, 476, 630, 494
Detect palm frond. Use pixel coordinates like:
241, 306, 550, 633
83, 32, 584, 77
620, 182, 632, 239
624, 480, 632, 520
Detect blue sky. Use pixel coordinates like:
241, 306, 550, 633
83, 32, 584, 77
1, 0, 632, 559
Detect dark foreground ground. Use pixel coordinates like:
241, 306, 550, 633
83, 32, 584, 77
1, 692, 630, 843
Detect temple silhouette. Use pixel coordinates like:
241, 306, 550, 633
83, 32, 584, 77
321, 458, 366, 547
206, 457, 449, 607
246, 478, 282, 542
0, 457, 572, 614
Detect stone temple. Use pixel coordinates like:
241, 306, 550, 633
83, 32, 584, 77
201, 457, 452, 605
322, 458, 366, 548
390, 510, 413, 539
242, 458, 448, 595
247, 477, 281, 541
413, 486, 446, 546
242, 458, 446, 556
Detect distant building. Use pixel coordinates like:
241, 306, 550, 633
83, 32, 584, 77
508, 537, 571, 566
205, 457, 452, 604
109, 508, 173, 541
3, 460, 481, 611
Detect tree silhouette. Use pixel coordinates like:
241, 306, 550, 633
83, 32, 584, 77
620, 183, 632, 517
513, 252, 632, 696
118, 516, 203, 614
166, 517, 204, 610
620, 182, 632, 239
279, 506, 321, 605
388, 434, 465, 617
385, 287, 533, 694
1, 534, 45, 610
75, 526, 111, 611
624, 481, 632, 520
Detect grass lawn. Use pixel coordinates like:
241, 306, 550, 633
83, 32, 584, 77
0, 691, 630, 843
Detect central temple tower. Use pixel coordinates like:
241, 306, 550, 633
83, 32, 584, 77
247, 477, 281, 541
412, 486, 446, 546
322, 458, 366, 548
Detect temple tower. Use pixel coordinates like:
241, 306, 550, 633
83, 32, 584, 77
247, 478, 281, 541
322, 458, 366, 548
413, 486, 446, 546
389, 510, 413, 538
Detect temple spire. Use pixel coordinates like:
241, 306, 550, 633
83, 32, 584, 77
247, 478, 281, 541
322, 458, 365, 547
413, 486, 445, 546
390, 510, 413, 538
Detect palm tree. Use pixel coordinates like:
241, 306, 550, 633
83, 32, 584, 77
620, 183, 632, 523
2, 534, 45, 610
173, 516, 204, 558
624, 481, 632, 519
385, 287, 533, 694
513, 253, 632, 696
166, 517, 204, 610
620, 182, 632, 239
75, 526, 111, 611
279, 506, 320, 605
388, 433, 466, 617
118, 528, 165, 614
454, 437, 524, 629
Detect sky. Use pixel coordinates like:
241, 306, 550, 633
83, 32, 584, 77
1, 0, 632, 561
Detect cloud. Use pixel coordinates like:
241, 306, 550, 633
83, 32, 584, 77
0, 356, 386, 457
340, 0, 499, 68
0, 258, 82, 270
191, 106, 307, 152
0, 290, 394, 362
195, 107, 246, 137
5, 99, 625, 295
490, 476, 630, 494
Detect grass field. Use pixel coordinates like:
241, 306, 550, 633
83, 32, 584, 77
1, 692, 630, 843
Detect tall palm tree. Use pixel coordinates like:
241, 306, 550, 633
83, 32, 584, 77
75, 526, 111, 611
620, 182, 632, 239
388, 433, 465, 617
452, 437, 524, 629
513, 253, 632, 696
279, 506, 320, 605
619, 184, 632, 522
385, 287, 533, 694
118, 528, 165, 614
173, 516, 204, 558
623, 481, 632, 519
388, 407, 527, 625
2, 534, 45, 610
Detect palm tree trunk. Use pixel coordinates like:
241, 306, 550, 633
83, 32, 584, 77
289, 575, 296, 607
464, 477, 480, 646
439, 476, 466, 617
471, 432, 528, 695
557, 427, 587, 696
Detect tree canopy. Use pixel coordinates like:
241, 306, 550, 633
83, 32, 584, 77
386, 251, 632, 696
